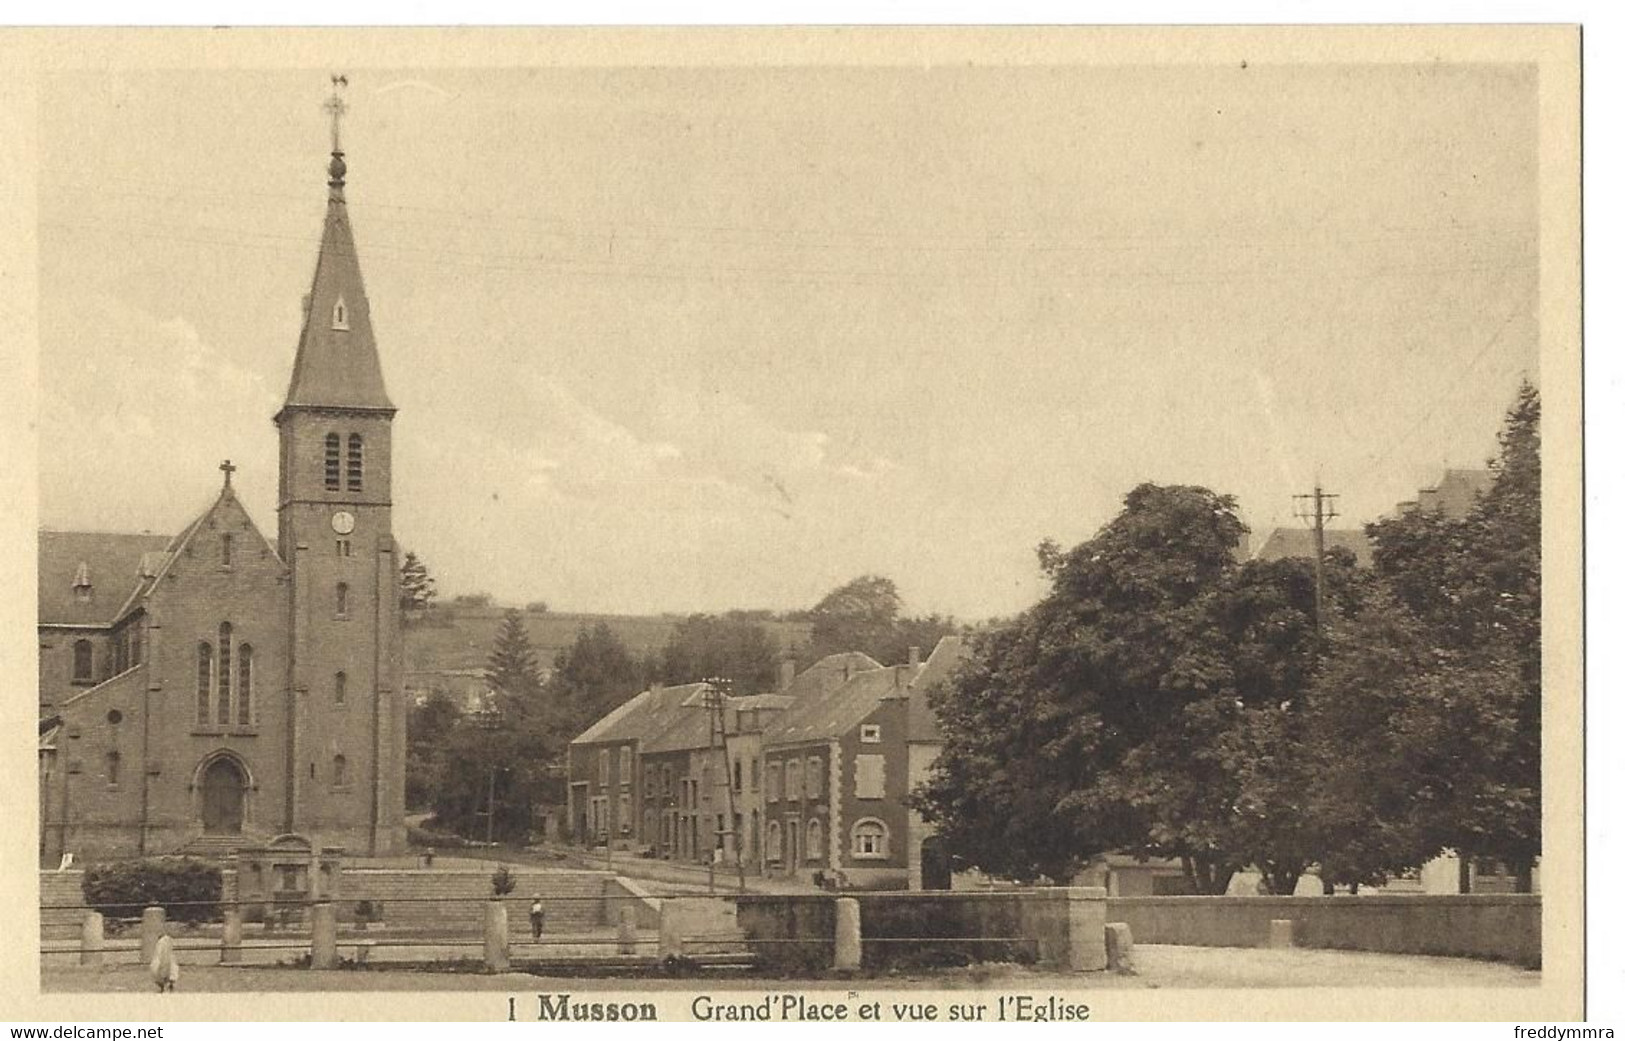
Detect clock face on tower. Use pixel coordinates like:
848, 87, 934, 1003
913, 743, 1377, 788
331, 510, 356, 535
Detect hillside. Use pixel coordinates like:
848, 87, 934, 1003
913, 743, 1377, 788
403, 606, 813, 689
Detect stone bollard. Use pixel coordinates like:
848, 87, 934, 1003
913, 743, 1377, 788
657, 899, 685, 960
80, 911, 104, 967
310, 901, 337, 969
1104, 921, 1135, 973
484, 899, 510, 972
220, 904, 243, 965
1267, 918, 1295, 949
833, 897, 861, 971
140, 907, 166, 966
617, 904, 639, 955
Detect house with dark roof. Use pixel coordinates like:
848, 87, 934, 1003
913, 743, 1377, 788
37, 124, 408, 862
566, 639, 969, 889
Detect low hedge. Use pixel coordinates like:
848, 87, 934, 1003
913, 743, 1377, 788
82, 858, 223, 925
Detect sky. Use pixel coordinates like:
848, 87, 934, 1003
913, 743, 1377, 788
35, 63, 1540, 619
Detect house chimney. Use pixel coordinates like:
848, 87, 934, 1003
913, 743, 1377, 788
778, 659, 796, 693
894, 664, 908, 690
908, 645, 921, 668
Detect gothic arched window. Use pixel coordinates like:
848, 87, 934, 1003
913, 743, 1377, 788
221, 532, 233, 567
237, 644, 253, 726
335, 670, 347, 705
217, 623, 233, 725
106, 750, 121, 787
346, 434, 363, 492
324, 433, 342, 490
196, 642, 212, 724
72, 640, 93, 684
333, 754, 348, 787
336, 582, 349, 617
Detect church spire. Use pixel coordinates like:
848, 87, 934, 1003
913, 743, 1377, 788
278, 75, 394, 419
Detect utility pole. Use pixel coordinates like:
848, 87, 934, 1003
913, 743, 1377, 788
703, 677, 747, 894
1293, 483, 1340, 632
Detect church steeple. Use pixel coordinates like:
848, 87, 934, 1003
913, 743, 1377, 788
278, 76, 393, 418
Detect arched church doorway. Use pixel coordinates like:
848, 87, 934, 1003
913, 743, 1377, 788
201, 757, 247, 834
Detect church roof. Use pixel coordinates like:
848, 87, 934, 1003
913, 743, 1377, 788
279, 149, 394, 415
1250, 527, 1374, 566
38, 530, 172, 626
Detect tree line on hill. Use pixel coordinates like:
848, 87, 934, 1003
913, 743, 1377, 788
406, 571, 963, 841
915, 382, 1541, 894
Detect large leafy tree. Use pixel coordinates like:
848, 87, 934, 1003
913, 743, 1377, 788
405, 688, 462, 810
917, 484, 1251, 888
546, 622, 647, 739
1351, 381, 1542, 890
802, 574, 962, 665
658, 613, 782, 692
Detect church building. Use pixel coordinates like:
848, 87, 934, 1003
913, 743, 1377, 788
37, 100, 407, 862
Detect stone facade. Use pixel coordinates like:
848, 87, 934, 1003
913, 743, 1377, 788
38, 140, 405, 862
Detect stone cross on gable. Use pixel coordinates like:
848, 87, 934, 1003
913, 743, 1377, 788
220, 459, 237, 488
324, 74, 349, 154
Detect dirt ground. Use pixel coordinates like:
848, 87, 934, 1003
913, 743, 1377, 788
41, 944, 1539, 993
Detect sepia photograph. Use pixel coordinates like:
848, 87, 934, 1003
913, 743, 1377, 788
0, 24, 1584, 1024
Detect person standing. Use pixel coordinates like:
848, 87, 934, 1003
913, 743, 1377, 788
149, 931, 179, 993
528, 895, 545, 940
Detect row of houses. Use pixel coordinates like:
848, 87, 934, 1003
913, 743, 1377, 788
565, 638, 966, 889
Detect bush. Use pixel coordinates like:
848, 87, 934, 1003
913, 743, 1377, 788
82, 858, 223, 925
491, 865, 517, 896
407, 824, 470, 849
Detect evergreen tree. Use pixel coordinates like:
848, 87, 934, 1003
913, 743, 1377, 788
399, 550, 437, 612
485, 609, 544, 720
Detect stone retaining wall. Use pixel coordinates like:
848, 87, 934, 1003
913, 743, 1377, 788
1106, 894, 1540, 968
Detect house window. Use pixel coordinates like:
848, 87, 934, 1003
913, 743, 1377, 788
324, 433, 341, 490
619, 747, 633, 785
333, 754, 348, 787
237, 644, 253, 725
72, 561, 92, 601
106, 750, 121, 786
766, 820, 782, 862
346, 434, 363, 492
786, 759, 803, 802
860, 724, 882, 743
217, 623, 233, 725
807, 756, 822, 799
196, 642, 212, 723
766, 761, 782, 803
598, 749, 610, 787
72, 640, 94, 684
750, 757, 760, 791
661, 764, 672, 799
336, 582, 349, 617
221, 533, 233, 567
335, 670, 347, 705
733, 759, 742, 792
332, 297, 350, 330
851, 818, 889, 859
855, 754, 885, 799
336, 539, 351, 557
805, 818, 823, 861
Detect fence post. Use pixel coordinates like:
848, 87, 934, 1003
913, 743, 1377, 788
617, 904, 639, 955
80, 911, 104, 967
484, 899, 510, 972
139, 906, 165, 966
658, 899, 685, 959
220, 903, 242, 964
310, 901, 337, 969
833, 897, 861, 971
1064, 887, 1107, 971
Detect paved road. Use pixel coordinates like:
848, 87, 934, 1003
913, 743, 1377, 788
42, 944, 1539, 993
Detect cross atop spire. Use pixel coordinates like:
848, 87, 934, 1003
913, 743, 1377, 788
324, 74, 349, 189
220, 459, 237, 489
